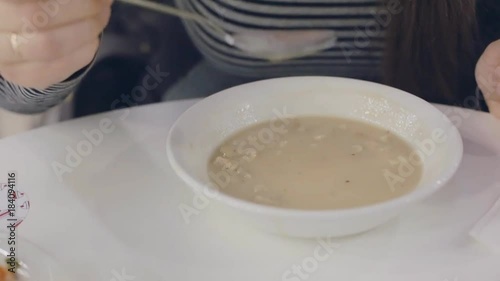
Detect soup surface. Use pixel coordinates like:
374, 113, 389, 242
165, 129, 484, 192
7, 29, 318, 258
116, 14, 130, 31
208, 116, 422, 210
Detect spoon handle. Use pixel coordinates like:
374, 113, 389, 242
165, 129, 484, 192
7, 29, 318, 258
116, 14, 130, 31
116, 0, 229, 38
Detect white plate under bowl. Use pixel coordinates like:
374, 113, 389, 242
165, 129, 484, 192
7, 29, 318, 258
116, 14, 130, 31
166, 76, 463, 238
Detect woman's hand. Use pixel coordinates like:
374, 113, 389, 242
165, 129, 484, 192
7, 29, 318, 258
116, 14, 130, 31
0, 0, 112, 89
476, 39, 500, 118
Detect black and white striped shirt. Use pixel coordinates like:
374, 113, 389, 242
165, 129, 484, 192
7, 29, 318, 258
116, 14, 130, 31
0, 33, 96, 114
0, 74, 83, 114
0, 0, 385, 114
175, 0, 385, 79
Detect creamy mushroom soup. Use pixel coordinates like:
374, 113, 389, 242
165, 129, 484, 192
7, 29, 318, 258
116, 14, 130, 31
208, 116, 422, 210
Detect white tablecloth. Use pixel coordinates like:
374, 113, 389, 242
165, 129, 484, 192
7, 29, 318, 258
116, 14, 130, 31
0, 100, 499, 281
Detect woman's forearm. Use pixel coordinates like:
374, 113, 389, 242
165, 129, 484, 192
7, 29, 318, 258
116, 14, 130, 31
0, 0, 111, 113
0, 74, 83, 114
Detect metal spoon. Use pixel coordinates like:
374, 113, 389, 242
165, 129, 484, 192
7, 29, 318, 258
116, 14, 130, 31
116, 0, 338, 61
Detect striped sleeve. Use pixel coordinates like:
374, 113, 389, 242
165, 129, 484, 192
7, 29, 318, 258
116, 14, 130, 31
0, 33, 102, 114
0, 74, 81, 114
0, 58, 95, 114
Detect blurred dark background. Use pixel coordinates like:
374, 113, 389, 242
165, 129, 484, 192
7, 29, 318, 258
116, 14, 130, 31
73, 0, 500, 118
72, 0, 201, 118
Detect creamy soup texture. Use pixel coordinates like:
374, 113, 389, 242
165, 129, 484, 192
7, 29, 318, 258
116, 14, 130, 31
208, 116, 422, 210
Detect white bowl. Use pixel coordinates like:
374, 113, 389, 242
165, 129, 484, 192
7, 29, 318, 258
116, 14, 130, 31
166, 76, 463, 238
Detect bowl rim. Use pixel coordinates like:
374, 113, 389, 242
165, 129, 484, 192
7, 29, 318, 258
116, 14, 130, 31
166, 76, 464, 218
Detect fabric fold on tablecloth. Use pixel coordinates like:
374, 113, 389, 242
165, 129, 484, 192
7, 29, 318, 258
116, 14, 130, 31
470, 195, 500, 253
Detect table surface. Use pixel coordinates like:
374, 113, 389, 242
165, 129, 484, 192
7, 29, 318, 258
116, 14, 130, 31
1, 99, 500, 281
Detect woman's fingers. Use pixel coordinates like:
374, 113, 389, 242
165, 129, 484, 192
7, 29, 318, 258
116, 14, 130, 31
476, 40, 500, 117
486, 100, 500, 119
0, 8, 110, 63
0, 0, 112, 89
0, 39, 100, 89
495, 67, 500, 84
0, 0, 111, 32
493, 82, 500, 118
